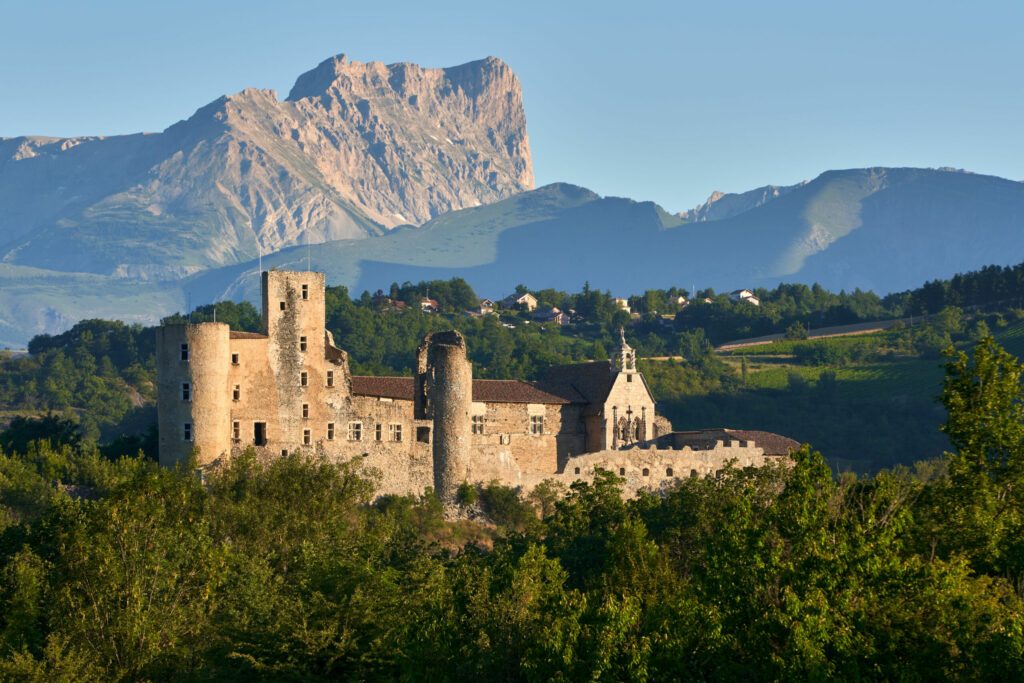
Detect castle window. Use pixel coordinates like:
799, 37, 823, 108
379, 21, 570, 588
233, 385, 240, 401
327, 370, 334, 387
183, 423, 192, 442
375, 423, 382, 441
471, 415, 485, 434
254, 422, 267, 446
530, 415, 544, 435
348, 422, 362, 441
281, 449, 288, 457
301, 284, 309, 300
299, 336, 307, 352
180, 343, 189, 361
642, 468, 650, 477
574, 467, 580, 475
327, 423, 335, 440
303, 429, 311, 446
300, 372, 308, 387
280, 301, 286, 311
181, 383, 190, 401
690, 469, 698, 478
231, 353, 239, 365
666, 467, 673, 477
417, 427, 431, 443
232, 421, 240, 442
302, 404, 309, 419
627, 374, 633, 382
619, 467, 625, 476
499, 434, 510, 445
389, 424, 403, 442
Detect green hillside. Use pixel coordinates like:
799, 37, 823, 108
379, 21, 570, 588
651, 319, 1024, 472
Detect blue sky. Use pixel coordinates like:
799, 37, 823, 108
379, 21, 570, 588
1, 0, 1021, 211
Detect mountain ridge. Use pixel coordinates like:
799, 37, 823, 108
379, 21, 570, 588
0, 54, 533, 280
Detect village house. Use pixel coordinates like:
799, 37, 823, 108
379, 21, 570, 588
729, 289, 761, 306
501, 292, 538, 312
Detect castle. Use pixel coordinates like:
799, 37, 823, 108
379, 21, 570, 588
156, 271, 796, 497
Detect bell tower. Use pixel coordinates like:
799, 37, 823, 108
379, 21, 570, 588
615, 327, 637, 373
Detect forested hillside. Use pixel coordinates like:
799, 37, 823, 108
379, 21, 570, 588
0, 335, 1023, 679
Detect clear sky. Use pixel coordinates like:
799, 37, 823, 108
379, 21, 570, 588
1, 0, 1021, 211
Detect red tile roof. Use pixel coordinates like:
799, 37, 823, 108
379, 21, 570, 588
349, 376, 584, 404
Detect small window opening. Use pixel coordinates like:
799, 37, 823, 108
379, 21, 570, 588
254, 422, 267, 446
327, 423, 335, 441
303, 429, 311, 446
530, 415, 544, 435
280, 301, 286, 311
666, 467, 674, 477
619, 467, 626, 476
627, 374, 633, 382
281, 449, 288, 458
690, 469, 698, 478
233, 385, 240, 401
348, 422, 362, 441
389, 424, 403, 442
183, 423, 192, 442
299, 336, 307, 352
232, 421, 240, 442
301, 284, 309, 300
300, 372, 308, 387
302, 403, 309, 419
231, 353, 239, 365
181, 383, 190, 401
471, 415, 485, 434
574, 467, 580, 475
327, 370, 334, 387
642, 468, 650, 477
416, 426, 431, 443
375, 423, 382, 441
180, 343, 189, 361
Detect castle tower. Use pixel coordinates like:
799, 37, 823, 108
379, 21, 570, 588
428, 331, 472, 500
156, 322, 231, 467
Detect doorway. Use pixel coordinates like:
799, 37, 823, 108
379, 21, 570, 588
254, 422, 267, 446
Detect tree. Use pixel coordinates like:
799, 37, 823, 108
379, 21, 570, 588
936, 335, 1024, 578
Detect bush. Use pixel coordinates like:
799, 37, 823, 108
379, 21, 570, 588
479, 483, 537, 530
456, 481, 478, 507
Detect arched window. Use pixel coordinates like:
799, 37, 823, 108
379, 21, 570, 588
642, 468, 650, 476
666, 467, 673, 477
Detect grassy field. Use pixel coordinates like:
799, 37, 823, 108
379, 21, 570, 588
652, 319, 1024, 473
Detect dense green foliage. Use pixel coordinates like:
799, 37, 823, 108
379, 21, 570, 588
1, 337, 1023, 679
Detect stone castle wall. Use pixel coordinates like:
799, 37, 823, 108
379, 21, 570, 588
156, 270, 794, 498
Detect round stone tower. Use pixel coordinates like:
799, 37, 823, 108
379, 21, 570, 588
428, 330, 472, 500
156, 322, 231, 467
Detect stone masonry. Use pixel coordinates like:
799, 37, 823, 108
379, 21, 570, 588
156, 271, 798, 498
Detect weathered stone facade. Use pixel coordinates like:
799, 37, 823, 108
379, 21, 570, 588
157, 271, 797, 497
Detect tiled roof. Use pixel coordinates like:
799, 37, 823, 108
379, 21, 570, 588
229, 331, 267, 340
350, 376, 415, 400
473, 379, 582, 404
542, 361, 615, 413
671, 428, 800, 456
349, 376, 584, 404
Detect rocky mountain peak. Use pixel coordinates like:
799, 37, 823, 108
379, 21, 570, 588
0, 53, 534, 279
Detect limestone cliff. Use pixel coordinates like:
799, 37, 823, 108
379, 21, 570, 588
0, 54, 533, 279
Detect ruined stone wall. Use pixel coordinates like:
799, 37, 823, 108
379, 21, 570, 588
522, 441, 788, 497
